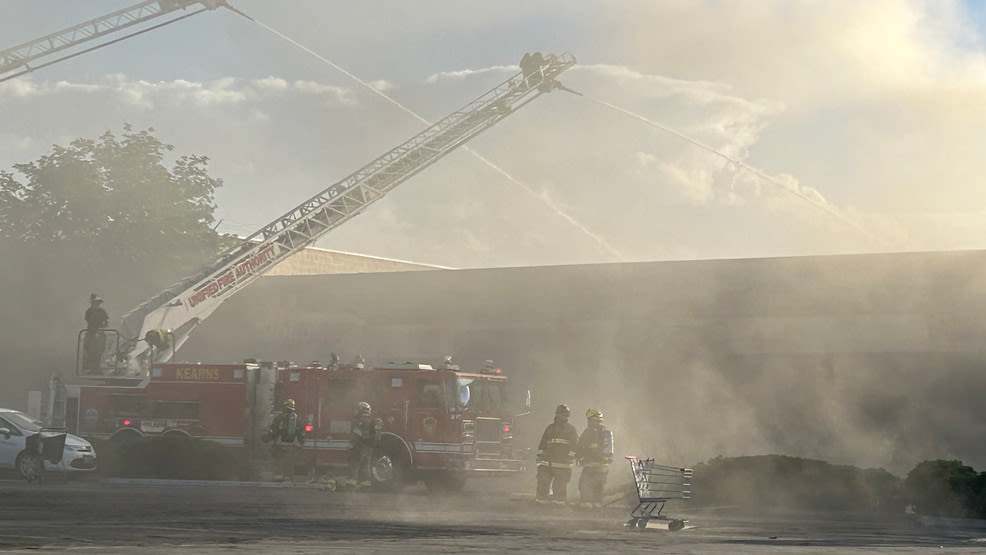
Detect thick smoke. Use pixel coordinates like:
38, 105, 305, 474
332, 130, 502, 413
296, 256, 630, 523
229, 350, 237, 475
180, 249, 986, 476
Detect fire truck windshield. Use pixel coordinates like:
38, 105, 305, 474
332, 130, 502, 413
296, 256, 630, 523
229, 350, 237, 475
456, 378, 506, 413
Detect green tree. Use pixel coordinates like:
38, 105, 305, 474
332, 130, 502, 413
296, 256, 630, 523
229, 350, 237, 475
0, 125, 234, 408
0, 124, 225, 263
905, 459, 982, 517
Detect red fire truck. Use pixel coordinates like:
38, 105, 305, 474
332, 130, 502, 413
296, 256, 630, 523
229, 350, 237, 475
277, 358, 527, 488
62, 357, 527, 488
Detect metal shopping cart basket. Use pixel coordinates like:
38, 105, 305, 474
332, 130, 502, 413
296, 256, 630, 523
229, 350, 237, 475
624, 456, 692, 531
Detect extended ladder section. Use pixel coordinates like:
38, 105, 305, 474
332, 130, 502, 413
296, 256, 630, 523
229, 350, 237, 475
116, 52, 577, 375
0, 0, 227, 82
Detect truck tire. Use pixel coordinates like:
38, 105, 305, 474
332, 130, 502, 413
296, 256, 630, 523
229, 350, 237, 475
111, 429, 143, 444
370, 450, 407, 490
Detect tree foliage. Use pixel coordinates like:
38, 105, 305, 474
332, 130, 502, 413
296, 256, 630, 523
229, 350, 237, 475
905, 459, 986, 518
0, 124, 225, 264
0, 125, 234, 408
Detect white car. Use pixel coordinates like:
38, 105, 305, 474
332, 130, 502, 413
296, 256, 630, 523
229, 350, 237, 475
0, 408, 97, 478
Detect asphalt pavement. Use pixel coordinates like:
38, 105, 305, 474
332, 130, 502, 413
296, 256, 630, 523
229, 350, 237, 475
3, 476, 986, 554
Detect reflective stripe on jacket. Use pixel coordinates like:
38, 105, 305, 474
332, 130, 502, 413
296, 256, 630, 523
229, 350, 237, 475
577, 424, 614, 469
271, 411, 303, 444
537, 420, 578, 466
350, 415, 379, 448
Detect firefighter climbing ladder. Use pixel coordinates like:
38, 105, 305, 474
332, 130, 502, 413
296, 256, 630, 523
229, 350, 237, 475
115, 52, 577, 374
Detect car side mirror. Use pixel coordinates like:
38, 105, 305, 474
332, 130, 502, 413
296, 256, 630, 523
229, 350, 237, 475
0, 427, 10, 439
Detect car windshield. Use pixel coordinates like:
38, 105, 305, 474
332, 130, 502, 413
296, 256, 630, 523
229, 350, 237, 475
4, 411, 41, 433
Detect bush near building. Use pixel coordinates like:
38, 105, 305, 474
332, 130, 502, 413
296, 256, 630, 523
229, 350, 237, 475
690, 455, 904, 514
905, 459, 986, 518
686, 455, 986, 519
92, 436, 248, 481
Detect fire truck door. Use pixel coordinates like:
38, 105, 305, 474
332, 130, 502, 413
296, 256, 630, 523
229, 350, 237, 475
321, 378, 356, 437
413, 379, 445, 442
373, 375, 410, 437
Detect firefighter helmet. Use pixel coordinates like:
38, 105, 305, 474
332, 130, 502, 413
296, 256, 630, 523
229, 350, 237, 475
283, 399, 296, 411
586, 408, 603, 422
357, 401, 371, 415
555, 404, 570, 417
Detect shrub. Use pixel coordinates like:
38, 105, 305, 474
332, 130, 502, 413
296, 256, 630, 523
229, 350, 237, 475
905, 460, 984, 518
91, 436, 247, 480
690, 455, 904, 513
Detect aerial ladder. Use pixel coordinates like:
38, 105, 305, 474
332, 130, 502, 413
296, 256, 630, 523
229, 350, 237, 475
0, 0, 238, 83
77, 52, 578, 377
2, 3, 577, 377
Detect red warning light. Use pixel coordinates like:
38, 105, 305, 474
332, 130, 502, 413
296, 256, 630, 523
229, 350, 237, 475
502, 424, 511, 433
304, 425, 313, 432
123, 419, 132, 427
494, 368, 502, 374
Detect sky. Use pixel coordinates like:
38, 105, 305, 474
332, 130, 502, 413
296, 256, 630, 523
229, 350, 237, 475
2, 0, 986, 269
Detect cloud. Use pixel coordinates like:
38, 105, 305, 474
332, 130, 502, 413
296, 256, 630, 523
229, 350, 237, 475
365, 79, 393, 92
424, 65, 516, 84
4, 0, 986, 267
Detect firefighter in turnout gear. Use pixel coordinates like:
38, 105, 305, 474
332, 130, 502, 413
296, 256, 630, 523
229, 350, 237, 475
347, 401, 381, 488
265, 399, 304, 481
143, 328, 172, 353
82, 294, 109, 373
535, 404, 579, 503
576, 408, 614, 507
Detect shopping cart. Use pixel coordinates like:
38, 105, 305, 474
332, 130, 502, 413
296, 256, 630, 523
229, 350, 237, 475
624, 456, 692, 531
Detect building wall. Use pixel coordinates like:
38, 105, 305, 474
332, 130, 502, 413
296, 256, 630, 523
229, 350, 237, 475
265, 246, 449, 276
181, 250, 986, 474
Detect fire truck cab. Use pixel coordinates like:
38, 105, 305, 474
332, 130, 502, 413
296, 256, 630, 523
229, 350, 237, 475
277, 358, 528, 489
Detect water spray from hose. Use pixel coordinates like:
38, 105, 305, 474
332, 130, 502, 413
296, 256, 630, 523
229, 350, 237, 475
581, 95, 884, 245
245, 15, 625, 261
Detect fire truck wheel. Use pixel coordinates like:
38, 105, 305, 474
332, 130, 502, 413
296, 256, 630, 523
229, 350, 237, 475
371, 451, 407, 490
110, 430, 144, 444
